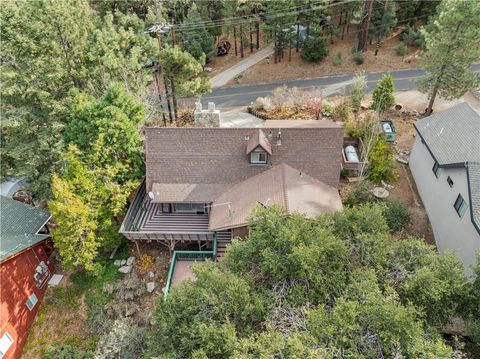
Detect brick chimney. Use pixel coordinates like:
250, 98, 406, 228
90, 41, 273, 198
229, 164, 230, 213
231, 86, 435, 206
194, 102, 220, 127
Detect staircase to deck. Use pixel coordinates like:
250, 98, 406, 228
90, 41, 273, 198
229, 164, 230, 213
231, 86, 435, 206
215, 230, 232, 258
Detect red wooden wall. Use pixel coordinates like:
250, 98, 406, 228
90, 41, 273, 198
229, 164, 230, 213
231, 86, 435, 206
0, 242, 53, 359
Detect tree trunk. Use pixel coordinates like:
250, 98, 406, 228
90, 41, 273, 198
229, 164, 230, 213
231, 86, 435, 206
249, 23, 253, 53
375, 0, 389, 56
170, 76, 178, 123
357, 0, 373, 53
240, 24, 244, 58
347, 11, 351, 33
274, 29, 277, 64
234, 26, 238, 56
154, 70, 167, 126
163, 75, 173, 123
426, 83, 439, 116
296, 23, 300, 52
342, 11, 349, 40
256, 21, 260, 49
289, 41, 292, 62
338, 8, 343, 27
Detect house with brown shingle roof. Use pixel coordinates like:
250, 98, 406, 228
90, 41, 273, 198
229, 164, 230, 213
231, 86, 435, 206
120, 121, 344, 259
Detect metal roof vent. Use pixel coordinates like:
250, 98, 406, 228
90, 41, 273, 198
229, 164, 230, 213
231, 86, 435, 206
276, 130, 282, 146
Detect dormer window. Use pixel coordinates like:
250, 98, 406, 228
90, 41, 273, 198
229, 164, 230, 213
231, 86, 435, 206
246, 129, 272, 165
250, 150, 267, 164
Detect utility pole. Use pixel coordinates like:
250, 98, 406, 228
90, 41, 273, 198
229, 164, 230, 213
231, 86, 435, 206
357, 0, 373, 53
375, 0, 389, 56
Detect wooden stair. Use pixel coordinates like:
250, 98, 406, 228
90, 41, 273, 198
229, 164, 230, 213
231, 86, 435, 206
215, 230, 232, 258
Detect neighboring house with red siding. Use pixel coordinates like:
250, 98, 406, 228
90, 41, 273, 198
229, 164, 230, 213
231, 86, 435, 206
0, 196, 52, 359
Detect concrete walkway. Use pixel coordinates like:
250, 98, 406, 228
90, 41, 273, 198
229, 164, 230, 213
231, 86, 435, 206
210, 45, 274, 89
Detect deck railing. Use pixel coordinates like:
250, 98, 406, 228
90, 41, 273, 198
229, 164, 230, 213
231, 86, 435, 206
163, 234, 217, 300
121, 179, 146, 232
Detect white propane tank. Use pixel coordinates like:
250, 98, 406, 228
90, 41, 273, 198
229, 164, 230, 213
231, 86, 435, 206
382, 122, 393, 133
345, 145, 359, 163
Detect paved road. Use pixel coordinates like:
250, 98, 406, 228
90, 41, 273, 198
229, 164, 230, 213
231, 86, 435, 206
203, 65, 480, 108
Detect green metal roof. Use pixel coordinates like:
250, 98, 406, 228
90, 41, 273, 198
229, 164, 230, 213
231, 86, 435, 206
0, 196, 51, 262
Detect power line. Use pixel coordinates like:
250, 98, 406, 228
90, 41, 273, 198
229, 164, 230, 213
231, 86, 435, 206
170, 0, 358, 32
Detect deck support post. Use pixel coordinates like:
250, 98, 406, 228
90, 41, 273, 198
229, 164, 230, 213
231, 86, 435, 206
134, 240, 141, 257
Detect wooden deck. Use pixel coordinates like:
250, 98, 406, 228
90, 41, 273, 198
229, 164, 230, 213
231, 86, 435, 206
171, 261, 197, 287
139, 202, 210, 233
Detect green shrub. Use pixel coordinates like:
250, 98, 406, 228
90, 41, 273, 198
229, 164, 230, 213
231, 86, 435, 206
94, 319, 147, 359
344, 181, 376, 207
367, 138, 398, 183
43, 345, 92, 359
300, 35, 329, 62
371, 73, 395, 111
352, 52, 364, 65
344, 113, 377, 139
333, 103, 354, 122
396, 42, 408, 56
322, 102, 334, 117
402, 26, 425, 48
350, 73, 367, 111
332, 50, 342, 66
382, 200, 411, 233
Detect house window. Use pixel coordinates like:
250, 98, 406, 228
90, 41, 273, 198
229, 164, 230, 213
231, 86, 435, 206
26, 293, 38, 311
0, 332, 13, 358
447, 176, 454, 188
453, 194, 468, 218
175, 203, 205, 213
432, 161, 440, 178
250, 150, 267, 164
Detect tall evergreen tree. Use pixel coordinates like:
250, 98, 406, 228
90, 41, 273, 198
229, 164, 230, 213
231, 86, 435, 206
179, 5, 216, 61
0, 0, 157, 199
418, 0, 480, 115
159, 45, 211, 122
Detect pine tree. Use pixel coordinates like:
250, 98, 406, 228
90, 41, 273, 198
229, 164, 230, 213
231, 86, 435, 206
417, 0, 480, 115
0, 0, 157, 199
371, 73, 395, 111
180, 5, 216, 61
159, 46, 211, 122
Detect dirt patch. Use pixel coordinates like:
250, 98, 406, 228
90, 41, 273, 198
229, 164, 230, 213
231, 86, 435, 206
230, 31, 419, 86
22, 274, 92, 359
338, 105, 434, 244
22, 243, 171, 358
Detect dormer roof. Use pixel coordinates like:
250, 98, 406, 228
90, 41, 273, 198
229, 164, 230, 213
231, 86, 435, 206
246, 129, 272, 155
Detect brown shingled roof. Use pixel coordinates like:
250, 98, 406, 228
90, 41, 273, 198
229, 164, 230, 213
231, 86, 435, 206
145, 126, 344, 203
208, 163, 343, 231
246, 129, 272, 155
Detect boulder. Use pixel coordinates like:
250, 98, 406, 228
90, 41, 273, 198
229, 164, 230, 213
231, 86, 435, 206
113, 260, 122, 267
126, 256, 136, 266
146, 282, 155, 293
148, 271, 155, 278
120, 259, 127, 266
118, 266, 132, 274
